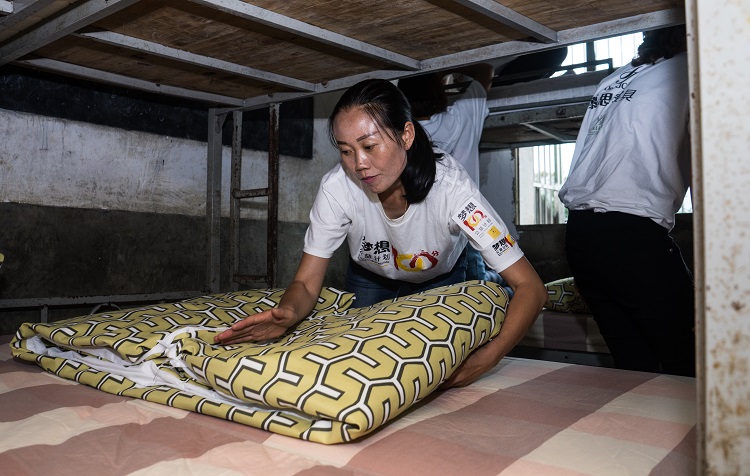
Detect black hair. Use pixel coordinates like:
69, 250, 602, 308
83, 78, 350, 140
632, 25, 687, 67
397, 72, 448, 118
328, 78, 442, 204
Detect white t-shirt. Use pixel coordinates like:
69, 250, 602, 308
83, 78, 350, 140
558, 52, 690, 229
419, 81, 489, 184
303, 151, 524, 283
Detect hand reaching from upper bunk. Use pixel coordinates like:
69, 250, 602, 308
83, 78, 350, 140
214, 306, 299, 345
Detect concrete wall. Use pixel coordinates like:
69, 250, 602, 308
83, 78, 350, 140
0, 90, 348, 331
0, 102, 336, 222
479, 148, 518, 238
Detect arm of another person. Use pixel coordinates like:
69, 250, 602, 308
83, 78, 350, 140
440, 256, 547, 388
444, 62, 495, 93
214, 253, 330, 345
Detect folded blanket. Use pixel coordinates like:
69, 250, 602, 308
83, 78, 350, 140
10, 281, 508, 444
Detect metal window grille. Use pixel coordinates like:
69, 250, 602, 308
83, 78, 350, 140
530, 144, 572, 224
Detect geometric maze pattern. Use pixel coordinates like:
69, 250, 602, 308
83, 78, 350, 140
11, 282, 508, 444
544, 277, 591, 313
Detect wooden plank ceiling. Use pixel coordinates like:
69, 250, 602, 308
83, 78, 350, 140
0, 0, 684, 147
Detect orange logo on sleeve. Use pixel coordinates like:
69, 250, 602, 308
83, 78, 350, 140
463, 210, 486, 231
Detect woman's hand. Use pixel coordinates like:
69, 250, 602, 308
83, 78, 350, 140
214, 306, 299, 345
439, 340, 501, 389
440, 257, 547, 390
214, 253, 331, 346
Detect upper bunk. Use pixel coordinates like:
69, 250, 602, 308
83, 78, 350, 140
0, 0, 684, 148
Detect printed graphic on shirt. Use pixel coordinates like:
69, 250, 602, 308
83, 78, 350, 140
357, 236, 441, 273
452, 199, 503, 249
393, 247, 440, 273
589, 66, 642, 110
588, 113, 607, 136
357, 236, 392, 265
491, 234, 516, 258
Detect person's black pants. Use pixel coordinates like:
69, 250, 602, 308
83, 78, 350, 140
565, 210, 695, 376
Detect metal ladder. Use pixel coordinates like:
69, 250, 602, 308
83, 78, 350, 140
206, 104, 280, 293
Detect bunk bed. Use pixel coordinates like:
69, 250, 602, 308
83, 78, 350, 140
0, 1, 696, 474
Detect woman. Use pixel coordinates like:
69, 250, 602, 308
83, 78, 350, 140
216, 79, 547, 388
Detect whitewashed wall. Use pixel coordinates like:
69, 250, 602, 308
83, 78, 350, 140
1, 109, 207, 214
0, 93, 342, 224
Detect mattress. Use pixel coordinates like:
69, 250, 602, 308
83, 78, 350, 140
8, 283, 509, 444
0, 333, 696, 475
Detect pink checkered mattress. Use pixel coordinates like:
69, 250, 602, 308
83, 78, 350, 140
0, 335, 694, 475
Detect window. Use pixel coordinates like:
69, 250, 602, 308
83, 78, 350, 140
517, 144, 575, 225
516, 33, 692, 225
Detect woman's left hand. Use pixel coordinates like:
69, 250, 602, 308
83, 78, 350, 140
439, 341, 502, 389
439, 257, 547, 389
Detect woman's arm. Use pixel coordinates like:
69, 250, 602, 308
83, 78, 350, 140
214, 253, 330, 345
440, 256, 547, 388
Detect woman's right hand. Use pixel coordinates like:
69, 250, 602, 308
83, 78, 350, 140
214, 306, 299, 345
214, 253, 330, 346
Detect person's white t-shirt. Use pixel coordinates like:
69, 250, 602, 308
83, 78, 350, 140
558, 52, 690, 229
419, 81, 489, 184
304, 151, 524, 283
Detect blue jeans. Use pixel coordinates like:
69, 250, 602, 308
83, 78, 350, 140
465, 245, 514, 298
345, 248, 468, 308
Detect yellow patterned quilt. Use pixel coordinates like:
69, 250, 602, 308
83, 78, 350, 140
10, 281, 508, 444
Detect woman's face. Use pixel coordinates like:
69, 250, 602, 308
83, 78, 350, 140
333, 107, 414, 196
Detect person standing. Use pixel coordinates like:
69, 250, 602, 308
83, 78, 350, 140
558, 25, 695, 376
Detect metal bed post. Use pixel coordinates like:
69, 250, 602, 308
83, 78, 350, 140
206, 108, 227, 294
266, 103, 280, 288
229, 110, 243, 291
228, 103, 280, 289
